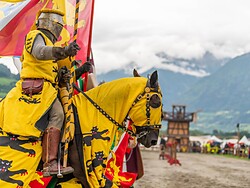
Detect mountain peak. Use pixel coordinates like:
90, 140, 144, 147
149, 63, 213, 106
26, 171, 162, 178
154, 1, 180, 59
154, 51, 230, 77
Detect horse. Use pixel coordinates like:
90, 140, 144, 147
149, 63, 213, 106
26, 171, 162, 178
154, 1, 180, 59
0, 70, 162, 188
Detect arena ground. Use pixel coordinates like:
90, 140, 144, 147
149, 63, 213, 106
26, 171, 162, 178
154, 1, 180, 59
134, 150, 250, 188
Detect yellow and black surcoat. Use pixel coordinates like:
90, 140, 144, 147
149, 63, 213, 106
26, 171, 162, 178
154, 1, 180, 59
0, 30, 58, 138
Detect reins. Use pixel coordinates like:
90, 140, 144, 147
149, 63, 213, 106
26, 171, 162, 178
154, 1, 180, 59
73, 83, 136, 136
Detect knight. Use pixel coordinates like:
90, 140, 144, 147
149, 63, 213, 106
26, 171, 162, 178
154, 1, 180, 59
19, 9, 90, 177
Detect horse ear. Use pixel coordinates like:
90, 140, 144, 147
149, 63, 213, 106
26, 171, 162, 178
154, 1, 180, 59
133, 69, 141, 77
150, 71, 158, 88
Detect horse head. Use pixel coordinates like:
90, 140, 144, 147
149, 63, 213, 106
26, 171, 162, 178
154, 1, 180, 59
129, 70, 162, 148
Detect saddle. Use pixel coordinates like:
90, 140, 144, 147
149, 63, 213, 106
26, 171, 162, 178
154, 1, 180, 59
22, 79, 44, 98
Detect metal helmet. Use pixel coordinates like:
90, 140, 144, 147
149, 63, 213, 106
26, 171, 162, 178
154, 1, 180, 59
36, 9, 65, 40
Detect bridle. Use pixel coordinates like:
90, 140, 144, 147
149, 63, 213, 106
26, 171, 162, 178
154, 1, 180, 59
126, 80, 162, 138
73, 80, 162, 138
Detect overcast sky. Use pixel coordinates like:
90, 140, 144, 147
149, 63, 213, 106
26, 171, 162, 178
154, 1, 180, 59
2, 0, 250, 75
92, 0, 250, 74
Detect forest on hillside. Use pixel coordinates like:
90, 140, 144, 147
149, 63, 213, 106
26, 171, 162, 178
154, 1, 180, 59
0, 64, 19, 97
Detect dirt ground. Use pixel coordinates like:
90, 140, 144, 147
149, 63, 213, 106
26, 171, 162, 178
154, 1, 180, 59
133, 150, 250, 188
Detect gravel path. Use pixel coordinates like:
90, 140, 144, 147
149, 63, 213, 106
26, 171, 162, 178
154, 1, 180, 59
134, 150, 250, 188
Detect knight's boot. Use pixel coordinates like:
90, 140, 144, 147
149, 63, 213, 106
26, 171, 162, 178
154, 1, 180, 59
42, 127, 74, 177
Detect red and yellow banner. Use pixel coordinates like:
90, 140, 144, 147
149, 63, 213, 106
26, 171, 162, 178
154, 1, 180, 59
105, 132, 138, 188
0, 0, 94, 64
0, 0, 44, 56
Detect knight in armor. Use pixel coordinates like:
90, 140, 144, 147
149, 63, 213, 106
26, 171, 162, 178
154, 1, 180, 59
20, 9, 90, 177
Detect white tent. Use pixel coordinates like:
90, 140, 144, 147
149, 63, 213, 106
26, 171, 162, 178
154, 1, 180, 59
220, 139, 237, 148
239, 135, 250, 145
210, 135, 223, 143
225, 139, 238, 144
189, 135, 211, 144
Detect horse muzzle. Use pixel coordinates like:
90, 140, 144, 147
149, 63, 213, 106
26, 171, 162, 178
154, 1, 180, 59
137, 129, 159, 148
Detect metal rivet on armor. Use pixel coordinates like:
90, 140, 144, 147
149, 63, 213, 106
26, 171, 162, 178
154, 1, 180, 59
145, 87, 150, 93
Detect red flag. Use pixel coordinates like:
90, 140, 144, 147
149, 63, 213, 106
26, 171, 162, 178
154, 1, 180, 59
0, 0, 47, 56
63, 0, 95, 92
105, 132, 138, 188
66, 0, 94, 63
0, 0, 95, 64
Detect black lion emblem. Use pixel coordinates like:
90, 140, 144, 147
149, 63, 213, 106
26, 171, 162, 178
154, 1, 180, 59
82, 126, 110, 146
0, 158, 28, 187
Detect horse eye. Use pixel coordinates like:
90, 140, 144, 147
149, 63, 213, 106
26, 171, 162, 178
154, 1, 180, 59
149, 94, 161, 108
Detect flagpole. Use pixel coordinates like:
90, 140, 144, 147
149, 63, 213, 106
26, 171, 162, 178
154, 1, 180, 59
83, 0, 95, 92
87, 0, 95, 57
63, 0, 80, 168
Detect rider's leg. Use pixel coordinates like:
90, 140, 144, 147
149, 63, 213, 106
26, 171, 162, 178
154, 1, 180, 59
42, 98, 74, 177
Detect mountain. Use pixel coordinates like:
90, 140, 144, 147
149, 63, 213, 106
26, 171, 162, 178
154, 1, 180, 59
179, 53, 250, 132
3, 51, 249, 133
156, 51, 229, 77
97, 68, 200, 110
96, 52, 230, 111
96, 52, 250, 133
0, 64, 16, 78
0, 64, 19, 98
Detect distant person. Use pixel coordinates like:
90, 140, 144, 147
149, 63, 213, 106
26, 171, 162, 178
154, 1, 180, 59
234, 142, 240, 156
248, 146, 250, 159
159, 135, 166, 160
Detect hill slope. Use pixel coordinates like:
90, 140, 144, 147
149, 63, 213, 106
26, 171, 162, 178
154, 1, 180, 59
179, 53, 250, 132
2, 52, 250, 133
96, 68, 200, 110
0, 64, 19, 97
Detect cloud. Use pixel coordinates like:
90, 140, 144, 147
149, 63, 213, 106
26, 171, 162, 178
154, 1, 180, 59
92, 0, 250, 74
2, 0, 250, 76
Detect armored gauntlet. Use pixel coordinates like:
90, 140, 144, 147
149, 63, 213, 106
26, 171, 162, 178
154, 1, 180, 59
52, 42, 80, 61
75, 61, 92, 80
